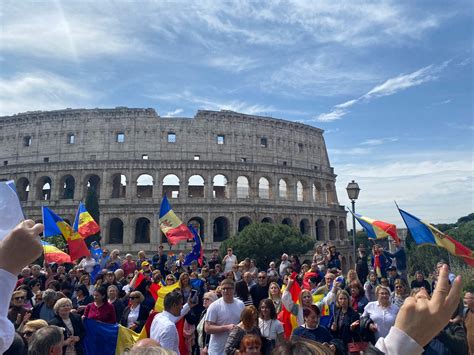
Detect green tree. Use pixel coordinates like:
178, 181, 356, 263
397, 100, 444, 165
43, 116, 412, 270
219, 223, 314, 269
85, 187, 101, 246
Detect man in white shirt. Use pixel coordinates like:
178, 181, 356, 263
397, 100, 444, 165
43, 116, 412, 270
0, 220, 44, 353
150, 290, 192, 353
205, 279, 245, 355
222, 248, 237, 273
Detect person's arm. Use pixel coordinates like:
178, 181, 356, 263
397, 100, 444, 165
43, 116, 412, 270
224, 327, 243, 355
0, 220, 43, 354
205, 320, 234, 334
281, 280, 298, 316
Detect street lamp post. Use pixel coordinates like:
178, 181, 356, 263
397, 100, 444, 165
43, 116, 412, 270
346, 180, 360, 265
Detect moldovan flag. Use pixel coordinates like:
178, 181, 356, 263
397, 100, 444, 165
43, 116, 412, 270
158, 195, 193, 245
398, 208, 474, 267
73, 201, 100, 238
83, 318, 140, 355
351, 210, 400, 244
42, 206, 90, 261
41, 241, 71, 264
278, 273, 301, 339
153, 281, 180, 312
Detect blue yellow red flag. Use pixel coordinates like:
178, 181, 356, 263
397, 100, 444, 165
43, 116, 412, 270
398, 207, 474, 266
73, 201, 100, 238
42, 206, 90, 261
41, 241, 71, 264
158, 195, 193, 245
154, 281, 180, 312
349, 210, 400, 244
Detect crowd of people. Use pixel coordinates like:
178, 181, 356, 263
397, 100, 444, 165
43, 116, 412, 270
1, 220, 472, 354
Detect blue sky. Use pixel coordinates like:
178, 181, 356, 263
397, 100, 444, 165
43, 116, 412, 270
1, 1, 472, 227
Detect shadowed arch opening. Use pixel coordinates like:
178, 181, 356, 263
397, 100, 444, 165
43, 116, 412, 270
282, 218, 293, 226
135, 217, 151, 243
236, 176, 249, 199
316, 219, 325, 241
111, 174, 127, 198
85, 175, 101, 198
188, 175, 205, 198
16, 177, 30, 201
36, 176, 52, 200
213, 216, 229, 242
137, 174, 153, 198
163, 174, 180, 198
313, 183, 323, 202
238, 217, 252, 232
329, 220, 337, 240
213, 174, 228, 199
60, 175, 75, 199
261, 217, 273, 223
109, 218, 124, 244
299, 218, 310, 235
188, 217, 205, 239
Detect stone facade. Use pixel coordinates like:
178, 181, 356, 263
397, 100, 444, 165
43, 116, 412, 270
0, 107, 352, 268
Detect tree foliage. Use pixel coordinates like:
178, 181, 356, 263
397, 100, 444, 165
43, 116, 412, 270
219, 223, 314, 269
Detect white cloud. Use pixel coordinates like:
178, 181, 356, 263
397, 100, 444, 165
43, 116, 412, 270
207, 56, 260, 73
335, 99, 358, 109
329, 147, 372, 156
0, 72, 93, 116
316, 109, 349, 122
360, 137, 399, 146
164, 109, 184, 117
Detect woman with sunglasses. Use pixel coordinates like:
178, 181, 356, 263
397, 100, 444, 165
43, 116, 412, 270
390, 279, 410, 308
8, 290, 29, 330
21, 319, 48, 346
165, 274, 177, 286
120, 291, 149, 332
49, 297, 85, 355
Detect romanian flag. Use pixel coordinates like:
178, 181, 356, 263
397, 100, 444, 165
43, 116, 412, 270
158, 195, 193, 245
183, 226, 204, 266
351, 210, 400, 244
42, 206, 90, 261
83, 318, 140, 355
278, 274, 301, 339
73, 202, 100, 238
41, 241, 71, 264
398, 208, 474, 267
154, 281, 180, 312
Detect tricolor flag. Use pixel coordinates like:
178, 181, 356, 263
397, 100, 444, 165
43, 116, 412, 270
277, 273, 301, 339
42, 206, 90, 261
350, 210, 400, 244
83, 318, 140, 355
398, 207, 474, 267
158, 195, 193, 245
41, 241, 71, 264
153, 281, 180, 312
73, 201, 100, 238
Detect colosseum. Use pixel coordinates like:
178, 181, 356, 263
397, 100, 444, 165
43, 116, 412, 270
0, 107, 352, 267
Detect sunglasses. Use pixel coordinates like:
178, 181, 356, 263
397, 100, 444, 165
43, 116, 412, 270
14, 296, 26, 301
130, 296, 140, 300
166, 278, 174, 281
23, 331, 34, 337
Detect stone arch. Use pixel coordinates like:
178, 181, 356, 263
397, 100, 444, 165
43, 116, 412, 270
261, 217, 273, 223
213, 174, 228, 199
16, 177, 30, 201
313, 182, 323, 202
282, 217, 293, 226
109, 218, 124, 244
258, 177, 271, 199
188, 175, 205, 198
188, 216, 205, 239
137, 174, 153, 198
238, 216, 252, 232
299, 218, 310, 235
339, 220, 346, 240
162, 174, 180, 198
213, 216, 230, 242
236, 176, 249, 199
316, 219, 325, 241
60, 175, 75, 199
326, 183, 336, 205
278, 179, 288, 199
296, 181, 304, 202
111, 174, 127, 198
135, 217, 151, 243
36, 176, 52, 200
329, 219, 337, 240
85, 174, 101, 198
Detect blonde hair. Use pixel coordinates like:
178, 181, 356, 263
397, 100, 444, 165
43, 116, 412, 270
375, 285, 391, 297
53, 297, 72, 314
24, 319, 48, 331
129, 291, 145, 303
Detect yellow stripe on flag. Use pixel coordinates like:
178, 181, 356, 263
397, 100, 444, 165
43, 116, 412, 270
154, 282, 180, 312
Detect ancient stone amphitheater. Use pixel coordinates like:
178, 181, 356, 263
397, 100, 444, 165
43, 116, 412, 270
0, 107, 352, 266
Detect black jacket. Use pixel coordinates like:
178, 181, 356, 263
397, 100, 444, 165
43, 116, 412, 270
331, 307, 360, 346
120, 304, 151, 333
49, 313, 86, 355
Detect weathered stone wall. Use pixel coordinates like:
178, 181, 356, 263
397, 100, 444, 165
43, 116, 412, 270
0, 108, 352, 268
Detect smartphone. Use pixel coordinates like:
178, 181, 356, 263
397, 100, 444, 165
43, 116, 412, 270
190, 289, 198, 302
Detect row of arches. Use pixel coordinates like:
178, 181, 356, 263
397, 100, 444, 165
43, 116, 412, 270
106, 216, 347, 244
14, 173, 337, 203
